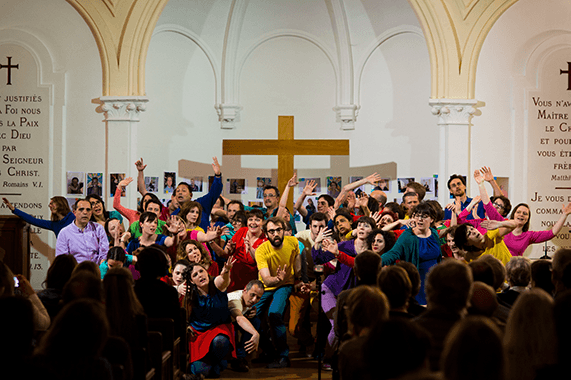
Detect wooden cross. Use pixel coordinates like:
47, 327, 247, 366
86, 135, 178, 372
223, 116, 350, 211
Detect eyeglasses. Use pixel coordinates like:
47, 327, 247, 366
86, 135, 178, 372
266, 227, 284, 235
492, 203, 505, 210
413, 213, 430, 220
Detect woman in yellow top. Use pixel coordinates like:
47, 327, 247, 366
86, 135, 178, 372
453, 219, 516, 265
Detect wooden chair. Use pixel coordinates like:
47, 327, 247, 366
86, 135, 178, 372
148, 331, 172, 380
148, 320, 174, 380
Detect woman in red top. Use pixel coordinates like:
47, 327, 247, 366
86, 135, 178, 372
224, 209, 267, 292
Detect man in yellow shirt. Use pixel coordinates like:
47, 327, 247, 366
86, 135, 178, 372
255, 216, 305, 369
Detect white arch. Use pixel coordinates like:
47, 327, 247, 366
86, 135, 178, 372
153, 24, 221, 103
355, 26, 425, 105
236, 30, 339, 103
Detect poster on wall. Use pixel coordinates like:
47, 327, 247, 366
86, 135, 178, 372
110, 173, 125, 197
420, 177, 435, 194
326, 176, 341, 198
66, 172, 85, 195
145, 176, 159, 193
397, 177, 415, 193
86, 173, 103, 196
526, 51, 571, 257
256, 177, 272, 199
164, 172, 176, 194
375, 178, 391, 192
0, 45, 51, 287
228, 178, 247, 194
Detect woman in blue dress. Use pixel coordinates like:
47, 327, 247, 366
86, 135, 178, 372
381, 202, 443, 305
3, 196, 74, 237
186, 257, 237, 378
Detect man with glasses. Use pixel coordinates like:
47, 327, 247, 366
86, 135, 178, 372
263, 184, 298, 234
254, 216, 306, 368
56, 199, 109, 264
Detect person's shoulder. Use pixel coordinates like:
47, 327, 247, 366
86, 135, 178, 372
284, 236, 299, 247
227, 289, 243, 301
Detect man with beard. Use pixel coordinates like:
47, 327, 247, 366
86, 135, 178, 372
254, 217, 306, 368
444, 174, 485, 221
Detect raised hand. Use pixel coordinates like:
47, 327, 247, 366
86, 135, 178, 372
212, 157, 221, 176
481, 166, 495, 182
315, 227, 333, 244
326, 206, 336, 221
118, 177, 133, 189
365, 172, 382, 185
302, 180, 317, 196
480, 220, 500, 230
166, 216, 182, 234
135, 158, 147, 172
243, 236, 252, 253
372, 211, 382, 227
2, 198, 15, 211
322, 238, 339, 257
222, 256, 237, 274
474, 169, 484, 184
357, 192, 369, 208
287, 174, 299, 188
562, 203, 571, 216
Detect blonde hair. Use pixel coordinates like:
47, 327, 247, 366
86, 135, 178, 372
504, 288, 557, 380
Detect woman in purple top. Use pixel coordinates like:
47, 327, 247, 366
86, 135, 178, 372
312, 216, 375, 346
3, 196, 74, 237
503, 202, 571, 256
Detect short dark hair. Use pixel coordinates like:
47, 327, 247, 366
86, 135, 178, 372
454, 224, 476, 252
227, 200, 244, 211
246, 208, 264, 221
44, 254, 78, 291
176, 182, 193, 195
73, 198, 90, 211
309, 212, 328, 224
139, 211, 158, 228
216, 196, 225, 208
531, 259, 554, 294
357, 216, 377, 230
396, 261, 421, 296
137, 246, 169, 278
318, 194, 335, 207
378, 266, 412, 309
232, 210, 248, 226
447, 174, 466, 190
354, 250, 381, 285
384, 202, 405, 220
490, 195, 512, 217
245, 279, 264, 291
144, 198, 163, 212
262, 216, 286, 234
468, 260, 495, 287
263, 185, 280, 197
425, 260, 473, 311
405, 182, 426, 201
402, 191, 419, 202
107, 247, 126, 263
411, 201, 436, 220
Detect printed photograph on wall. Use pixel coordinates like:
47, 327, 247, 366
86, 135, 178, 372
495, 177, 509, 197
420, 177, 435, 193
375, 178, 391, 192
256, 177, 272, 199
66, 197, 81, 210
66, 172, 85, 196
248, 201, 264, 208
145, 176, 159, 193
303, 196, 317, 214
299, 177, 321, 194
228, 178, 247, 194
86, 173, 103, 196
164, 172, 176, 194
189, 177, 203, 192
349, 176, 364, 192
397, 177, 415, 193
326, 176, 342, 198
110, 173, 126, 197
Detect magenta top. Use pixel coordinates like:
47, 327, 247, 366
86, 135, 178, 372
503, 230, 555, 256
455, 202, 505, 235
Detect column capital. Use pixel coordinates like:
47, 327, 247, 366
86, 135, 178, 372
215, 103, 242, 129
333, 104, 360, 130
99, 96, 149, 122
429, 98, 477, 126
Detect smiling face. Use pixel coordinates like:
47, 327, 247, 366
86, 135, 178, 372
243, 284, 264, 307
247, 216, 263, 234
172, 263, 188, 286
371, 233, 386, 254
356, 221, 373, 240
512, 205, 530, 227
185, 243, 202, 263
190, 265, 209, 287
335, 215, 352, 235
186, 207, 200, 224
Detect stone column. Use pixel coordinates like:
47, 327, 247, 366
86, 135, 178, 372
99, 96, 149, 210
429, 99, 477, 206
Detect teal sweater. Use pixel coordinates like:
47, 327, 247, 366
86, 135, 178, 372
381, 227, 442, 267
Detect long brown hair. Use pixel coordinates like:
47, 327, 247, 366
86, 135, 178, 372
177, 239, 212, 268
50, 196, 71, 222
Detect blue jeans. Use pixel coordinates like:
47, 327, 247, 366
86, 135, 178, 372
235, 316, 261, 359
255, 285, 293, 358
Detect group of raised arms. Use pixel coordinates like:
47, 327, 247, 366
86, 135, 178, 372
2, 159, 571, 380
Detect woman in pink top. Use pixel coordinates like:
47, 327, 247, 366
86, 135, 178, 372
503, 202, 571, 256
